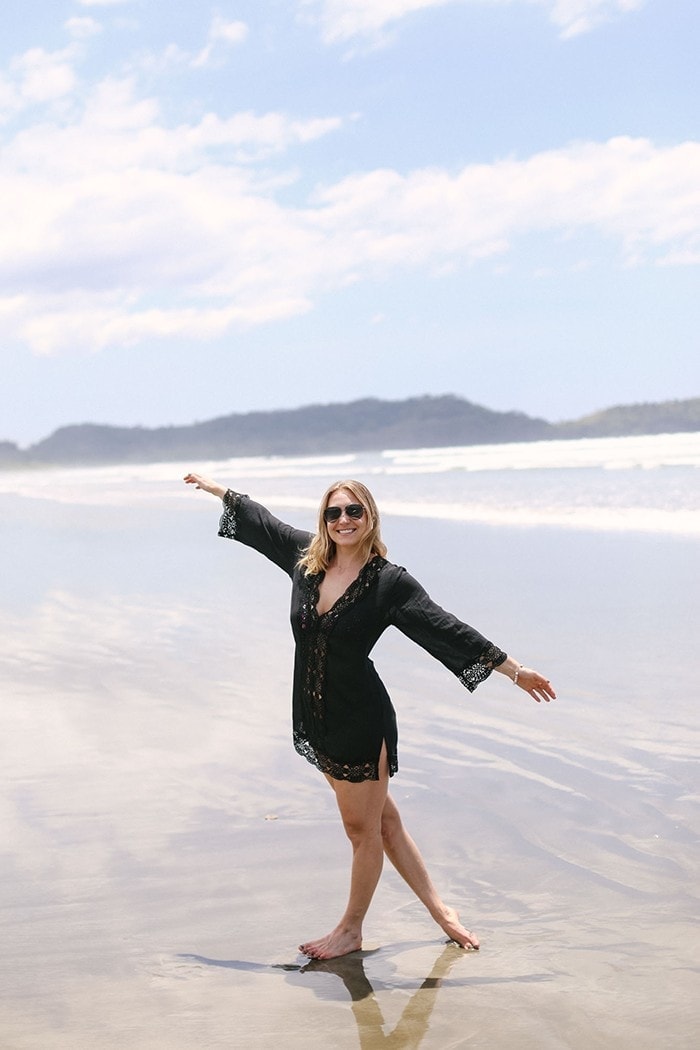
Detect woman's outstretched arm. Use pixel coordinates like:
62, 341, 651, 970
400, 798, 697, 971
183, 473, 228, 499
184, 472, 312, 577
494, 656, 556, 703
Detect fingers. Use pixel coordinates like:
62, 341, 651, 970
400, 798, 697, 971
542, 681, 557, 702
183, 473, 224, 498
520, 668, 556, 703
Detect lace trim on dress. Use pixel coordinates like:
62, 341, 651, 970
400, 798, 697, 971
300, 558, 385, 729
295, 557, 388, 782
459, 641, 507, 693
293, 729, 386, 783
218, 489, 246, 539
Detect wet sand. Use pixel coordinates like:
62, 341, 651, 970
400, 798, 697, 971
1, 493, 698, 1048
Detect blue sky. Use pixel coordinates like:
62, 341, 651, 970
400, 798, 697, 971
1, 0, 698, 446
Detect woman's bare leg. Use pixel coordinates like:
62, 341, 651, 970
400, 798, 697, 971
381, 794, 479, 949
300, 749, 390, 961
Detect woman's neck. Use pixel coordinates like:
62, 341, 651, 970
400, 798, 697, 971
330, 548, 367, 573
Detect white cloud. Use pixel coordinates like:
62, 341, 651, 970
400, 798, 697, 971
1, 63, 697, 357
0, 75, 341, 352
5, 76, 341, 172
310, 137, 700, 273
548, 0, 645, 37
215, 20, 249, 45
136, 16, 250, 73
65, 17, 103, 40
0, 44, 83, 124
9, 46, 78, 105
191, 16, 249, 69
299, 0, 451, 43
300, 0, 646, 42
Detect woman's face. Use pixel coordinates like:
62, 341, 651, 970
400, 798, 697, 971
324, 488, 370, 551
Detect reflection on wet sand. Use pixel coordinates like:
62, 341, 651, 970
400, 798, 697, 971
2, 487, 699, 1048
181, 944, 553, 1049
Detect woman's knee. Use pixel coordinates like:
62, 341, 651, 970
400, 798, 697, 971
336, 793, 386, 845
380, 799, 403, 849
339, 817, 383, 856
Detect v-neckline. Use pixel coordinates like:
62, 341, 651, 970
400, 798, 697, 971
313, 558, 380, 618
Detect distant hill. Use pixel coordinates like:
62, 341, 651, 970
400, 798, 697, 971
1, 394, 698, 469
10, 395, 552, 466
555, 398, 700, 437
0, 441, 25, 467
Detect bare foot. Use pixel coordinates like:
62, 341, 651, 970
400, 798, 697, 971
299, 925, 362, 960
437, 907, 480, 950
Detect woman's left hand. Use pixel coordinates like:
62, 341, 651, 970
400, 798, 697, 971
515, 666, 556, 703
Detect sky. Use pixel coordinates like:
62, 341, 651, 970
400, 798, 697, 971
1, 0, 699, 447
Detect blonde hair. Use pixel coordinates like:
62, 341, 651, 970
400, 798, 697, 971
298, 479, 388, 576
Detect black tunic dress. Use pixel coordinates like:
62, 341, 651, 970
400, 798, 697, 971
219, 491, 507, 783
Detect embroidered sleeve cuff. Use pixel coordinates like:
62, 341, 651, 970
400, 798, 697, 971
218, 489, 246, 539
458, 642, 507, 693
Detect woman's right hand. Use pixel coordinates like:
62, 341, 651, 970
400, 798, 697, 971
183, 473, 228, 499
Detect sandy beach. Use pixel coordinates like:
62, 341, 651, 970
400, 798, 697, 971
1, 474, 698, 1049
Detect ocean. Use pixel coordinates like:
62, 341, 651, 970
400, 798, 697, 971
0, 432, 698, 1049
4, 431, 699, 535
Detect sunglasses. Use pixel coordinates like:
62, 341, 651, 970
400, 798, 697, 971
323, 503, 365, 523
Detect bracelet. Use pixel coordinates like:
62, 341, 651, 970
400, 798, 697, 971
513, 665, 522, 686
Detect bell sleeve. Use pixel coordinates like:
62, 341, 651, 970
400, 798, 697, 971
388, 568, 507, 692
218, 490, 312, 578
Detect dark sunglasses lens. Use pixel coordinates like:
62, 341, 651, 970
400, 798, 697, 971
324, 504, 364, 523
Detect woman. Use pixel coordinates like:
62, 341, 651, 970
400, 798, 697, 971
184, 473, 556, 960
